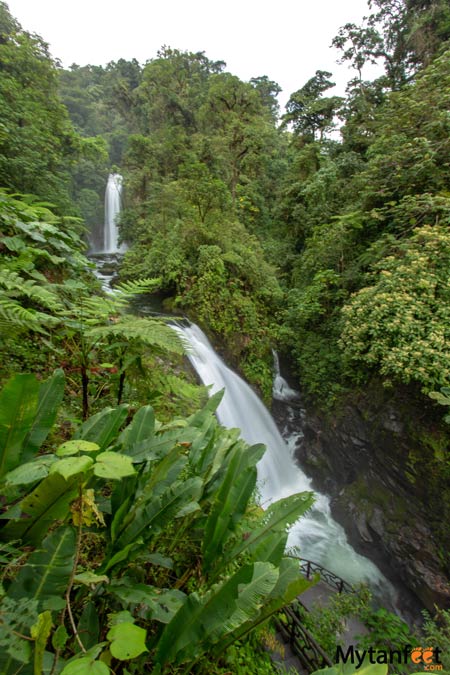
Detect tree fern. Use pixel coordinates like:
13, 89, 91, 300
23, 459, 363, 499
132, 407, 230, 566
87, 316, 185, 355
113, 277, 162, 298
0, 298, 56, 332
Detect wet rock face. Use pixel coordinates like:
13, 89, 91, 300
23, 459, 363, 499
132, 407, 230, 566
291, 400, 450, 613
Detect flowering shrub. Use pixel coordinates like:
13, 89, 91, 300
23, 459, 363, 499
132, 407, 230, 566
340, 225, 450, 392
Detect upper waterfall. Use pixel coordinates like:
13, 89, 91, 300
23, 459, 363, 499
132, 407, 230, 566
104, 173, 124, 254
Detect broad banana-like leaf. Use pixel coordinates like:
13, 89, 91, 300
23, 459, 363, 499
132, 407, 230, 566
118, 405, 155, 450
218, 556, 314, 651
136, 447, 187, 500
110, 444, 187, 545
8, 526, 76, 610
187, 389, 224, 427
247, 529, 289, 566
113, 476, 203, 552
187, 415, 217, 474
222, 491, 314, 569
75, 405, 128, 450
121, 425, 198, 463
22, 368, 65, 460
0, 374, 39, 478
154, 561, 278, 667
1, 472, 79, 545
202, 442, 265, 574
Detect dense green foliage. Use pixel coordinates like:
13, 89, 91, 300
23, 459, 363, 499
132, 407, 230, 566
0, 3, 79, 211
115, 48, 284, 396
0, 373, 313, 674
1, 0, 450, 668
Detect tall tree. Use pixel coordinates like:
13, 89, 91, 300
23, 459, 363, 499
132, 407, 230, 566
0, 2, 78, 210
282, 71, 342, 140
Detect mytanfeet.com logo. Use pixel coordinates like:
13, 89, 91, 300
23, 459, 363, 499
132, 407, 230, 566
335, 645, 443, 671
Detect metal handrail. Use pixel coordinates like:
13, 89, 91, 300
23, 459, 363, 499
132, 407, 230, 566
275, 558, 355, 672
275, 601, 333, 672
293, 557, 355, 594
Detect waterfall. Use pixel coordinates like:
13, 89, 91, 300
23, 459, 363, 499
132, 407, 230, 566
272, 349, 299, 402
175, 322, 397, 602
104, 173, 124, 254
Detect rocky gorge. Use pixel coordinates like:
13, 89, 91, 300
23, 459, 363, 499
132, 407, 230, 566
273, 381, 450, 617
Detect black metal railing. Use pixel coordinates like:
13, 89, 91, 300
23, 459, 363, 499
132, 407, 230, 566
275, 601, 333, 672
275, 559, 354, 672
295, 557, 355, 594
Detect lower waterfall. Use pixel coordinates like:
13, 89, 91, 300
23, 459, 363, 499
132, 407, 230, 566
175, 322, 397, 604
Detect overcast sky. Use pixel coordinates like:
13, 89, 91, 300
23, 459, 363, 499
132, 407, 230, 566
6, 0, 379, 108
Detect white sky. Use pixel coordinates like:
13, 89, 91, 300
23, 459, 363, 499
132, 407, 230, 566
6, 0, 379, 109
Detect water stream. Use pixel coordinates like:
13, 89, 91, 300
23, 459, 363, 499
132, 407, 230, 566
90, 178, 399, 609
175, 323, 398, 607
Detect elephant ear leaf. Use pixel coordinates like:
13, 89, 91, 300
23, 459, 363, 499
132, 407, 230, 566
8, 526, 76, 610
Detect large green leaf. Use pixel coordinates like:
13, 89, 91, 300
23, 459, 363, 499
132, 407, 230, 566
75, 405, 128, 450
122, 425, 199, 464
56, 440, 100, 457
1, 473, 79, 545
107, 622, 148, 660
22, 369, 65, 460
50, 456, 94, 480
2, 455, 57, 487
118, 405, 155, 450
187, 390, 224, 427
60, 657, 109, 675
76, 602, 100, 651
223, 491, 315, 569
202, 442, 266, 574
93, 451, 135, 479
8, 526, 76, 610
108, 579, 185, 623
154, 562, 278, 666
113, 476, 203, 552
0, 374, 39, 478
109, 443, 188, 547
219, 556, 314, 651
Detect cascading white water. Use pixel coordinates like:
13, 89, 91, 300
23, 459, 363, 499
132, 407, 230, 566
176, 322, 396, 599
104, 173, 123, 254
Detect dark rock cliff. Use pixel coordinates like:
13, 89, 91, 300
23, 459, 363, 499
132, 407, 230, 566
274, 385, 450, 615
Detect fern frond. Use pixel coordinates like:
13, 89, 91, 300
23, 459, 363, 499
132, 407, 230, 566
0, 298, 55, 332
7, 278, 63, 312
87, 316, 185, 354
114, 277, 162, 299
